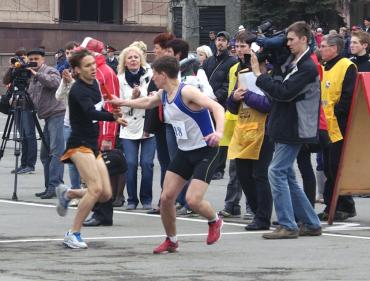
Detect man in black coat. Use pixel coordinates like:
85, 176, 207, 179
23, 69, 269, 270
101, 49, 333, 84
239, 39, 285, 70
203, 31, 237, 180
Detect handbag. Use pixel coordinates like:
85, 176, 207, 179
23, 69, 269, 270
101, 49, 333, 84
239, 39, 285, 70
0, 90, 12, 115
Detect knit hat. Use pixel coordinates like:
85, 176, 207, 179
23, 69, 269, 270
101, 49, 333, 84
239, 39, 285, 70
80, 37, 105, 54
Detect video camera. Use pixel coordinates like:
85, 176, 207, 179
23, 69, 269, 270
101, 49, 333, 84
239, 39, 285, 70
10, 56, 37, 92
252, 20, 290, 68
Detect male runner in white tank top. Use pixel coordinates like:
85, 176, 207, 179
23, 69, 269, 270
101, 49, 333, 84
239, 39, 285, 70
110, 56, 225, 254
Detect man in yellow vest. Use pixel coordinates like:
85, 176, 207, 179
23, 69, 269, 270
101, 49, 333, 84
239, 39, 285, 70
318, 34, 358, 221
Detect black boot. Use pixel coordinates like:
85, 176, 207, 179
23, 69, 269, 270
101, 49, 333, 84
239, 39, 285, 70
40, 188, 56, 199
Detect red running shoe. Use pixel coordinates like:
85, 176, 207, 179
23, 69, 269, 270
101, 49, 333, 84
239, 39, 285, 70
153, 238, 179, 254
207, 218, 223, 245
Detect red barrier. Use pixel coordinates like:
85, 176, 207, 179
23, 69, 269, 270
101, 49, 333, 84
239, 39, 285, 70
328, 73, 370, 225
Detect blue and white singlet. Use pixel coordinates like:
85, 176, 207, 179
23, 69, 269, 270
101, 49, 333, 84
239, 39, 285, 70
162, 83, 215, 151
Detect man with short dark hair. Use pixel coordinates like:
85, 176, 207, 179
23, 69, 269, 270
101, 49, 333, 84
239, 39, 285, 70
251, 21, 322, 239
203, 31, 238, 180
110, 55, 225, 253
318, 33, 357, 221
209, 31, 217, 54
27, 48, 65, 199
364, 16, 370, 33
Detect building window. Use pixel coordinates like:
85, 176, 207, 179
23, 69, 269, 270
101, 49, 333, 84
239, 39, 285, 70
60, 0, 122, 24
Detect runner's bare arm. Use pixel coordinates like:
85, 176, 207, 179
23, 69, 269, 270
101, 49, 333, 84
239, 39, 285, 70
108, 90, 162, 109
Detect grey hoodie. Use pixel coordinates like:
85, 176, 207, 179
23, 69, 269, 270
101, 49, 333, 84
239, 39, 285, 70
27, 64, 65, 120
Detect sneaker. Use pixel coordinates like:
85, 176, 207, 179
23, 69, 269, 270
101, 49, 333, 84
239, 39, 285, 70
218, 209, 240, 218
299, 225, 322, 236
207, 218, 223, 245
17, 166, 35, 174
243, 211, 254, 220
126, 204, 137, 210
63, 231, 88, 249
262, 226, 299, 239
318, 210, 356, 222
142, 203, 152, 210
176, 206, 193, 216
69, 198, 79, 207
153, 238, 179, 254
211, 172, 224, 180
56, 184, 70, 217
11, 166, 25, 174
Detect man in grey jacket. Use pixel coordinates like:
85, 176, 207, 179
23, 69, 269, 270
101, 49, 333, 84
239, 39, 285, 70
27, 48, 65, 199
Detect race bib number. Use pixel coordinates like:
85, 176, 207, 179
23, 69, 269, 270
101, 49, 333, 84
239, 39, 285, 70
171, 120, 188, 140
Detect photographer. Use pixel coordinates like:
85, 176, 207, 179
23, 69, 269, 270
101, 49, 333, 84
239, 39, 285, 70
27, 48, 65, 199
251, 21, 322, 239
2, 48, 38, 174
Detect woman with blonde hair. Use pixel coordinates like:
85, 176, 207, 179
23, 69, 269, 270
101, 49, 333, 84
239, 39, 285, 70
117, 46, 155, 210
196, 45, 213, 66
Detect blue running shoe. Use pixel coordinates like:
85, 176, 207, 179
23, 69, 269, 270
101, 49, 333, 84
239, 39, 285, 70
63, 231, 88, 249
56, 184, 70, 217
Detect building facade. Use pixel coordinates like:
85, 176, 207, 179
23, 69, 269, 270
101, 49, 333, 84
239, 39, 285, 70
0, 0, 169, 53
168, 0, 241, 50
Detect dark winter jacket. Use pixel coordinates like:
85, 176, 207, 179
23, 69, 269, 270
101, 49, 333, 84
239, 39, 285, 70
256, 48, 320, 144
350, 53, 370, 72
202, 50, 237, 106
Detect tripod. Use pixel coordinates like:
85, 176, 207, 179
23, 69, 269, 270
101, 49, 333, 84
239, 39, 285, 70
0, 89, 49, 200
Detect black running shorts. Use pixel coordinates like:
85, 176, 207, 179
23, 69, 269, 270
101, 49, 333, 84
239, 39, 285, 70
167, 146, 220, 184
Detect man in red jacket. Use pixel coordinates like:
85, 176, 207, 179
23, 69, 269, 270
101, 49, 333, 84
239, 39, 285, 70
79, 37, 121, 226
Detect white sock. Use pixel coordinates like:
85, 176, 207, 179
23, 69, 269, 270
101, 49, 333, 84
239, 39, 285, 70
64, 189, 71, 201
209, 213, 219, 223
168, 236, 177, 243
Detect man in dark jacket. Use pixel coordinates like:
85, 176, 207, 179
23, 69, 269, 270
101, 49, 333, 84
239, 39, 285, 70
106, 45, 118, 74
251, 21, 322, 239
203, 31, 237, 180
350, 31, 370, 72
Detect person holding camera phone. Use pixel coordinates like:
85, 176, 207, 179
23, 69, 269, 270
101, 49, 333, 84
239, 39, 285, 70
27, 48, 66, 199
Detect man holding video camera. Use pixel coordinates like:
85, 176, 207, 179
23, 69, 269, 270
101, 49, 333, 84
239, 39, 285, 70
251, 21, 322, 239
26, 48, 66, 199
2, 48, 38, 175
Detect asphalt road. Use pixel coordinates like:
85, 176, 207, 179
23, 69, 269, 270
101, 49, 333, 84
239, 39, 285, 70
0, 114, 369, 281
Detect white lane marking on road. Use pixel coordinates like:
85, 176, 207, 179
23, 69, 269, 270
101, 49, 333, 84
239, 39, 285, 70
0, 232, 267, 244
2, 199, 370, 240
0, 199, 246, 227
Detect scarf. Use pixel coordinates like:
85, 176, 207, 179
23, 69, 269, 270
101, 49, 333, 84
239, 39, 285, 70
125, 67, 145, 88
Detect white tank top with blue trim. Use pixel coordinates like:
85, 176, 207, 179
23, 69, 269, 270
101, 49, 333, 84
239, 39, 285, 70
162, 83, 215, 151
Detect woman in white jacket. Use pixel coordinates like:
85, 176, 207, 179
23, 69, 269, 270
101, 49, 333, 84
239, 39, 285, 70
117, 46, 155, 210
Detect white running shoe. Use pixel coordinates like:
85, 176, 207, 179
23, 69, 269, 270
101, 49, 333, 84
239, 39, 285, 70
63, 231, 88, 249
56, 184, 70, 217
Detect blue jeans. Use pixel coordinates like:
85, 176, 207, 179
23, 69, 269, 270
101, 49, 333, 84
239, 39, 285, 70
63, 125, 80, 189
268, 143, 321, 230
122, 137, 156, 206
19, 110, 37, 168
40, 115, 65, 191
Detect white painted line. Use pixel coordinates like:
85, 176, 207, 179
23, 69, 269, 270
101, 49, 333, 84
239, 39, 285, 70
2, 199, 370, 241
0, 231, 269, 244
323, 233, 370, 240
0, 199, 246, 227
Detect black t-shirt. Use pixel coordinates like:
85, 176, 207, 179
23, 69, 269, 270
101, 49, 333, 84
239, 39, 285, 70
67, 78, 115, 153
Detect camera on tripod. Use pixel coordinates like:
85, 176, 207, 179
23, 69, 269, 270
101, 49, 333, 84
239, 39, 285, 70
10, 56, 37, 92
